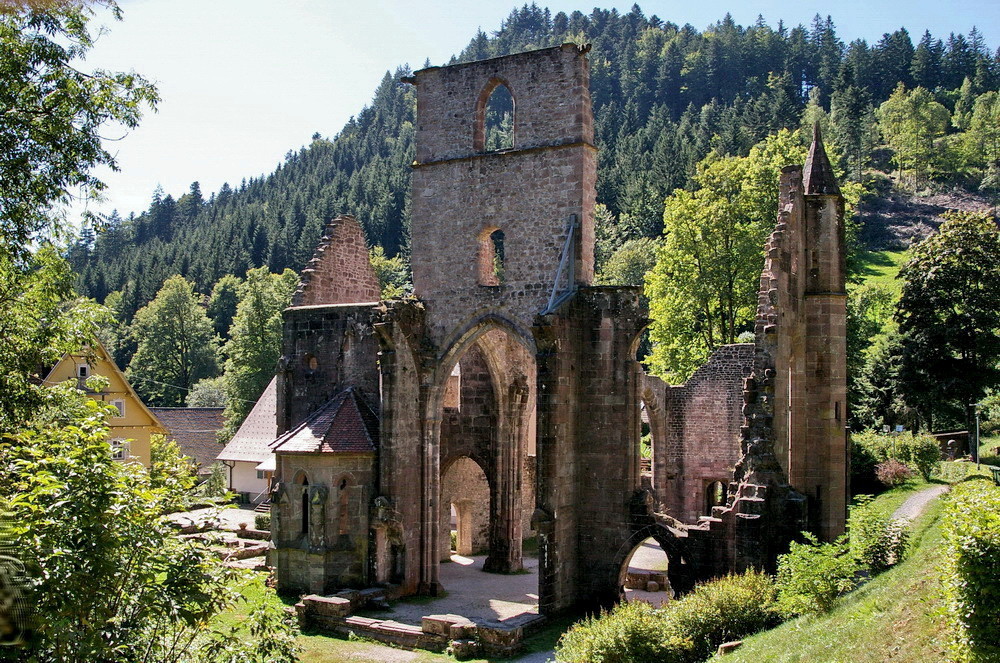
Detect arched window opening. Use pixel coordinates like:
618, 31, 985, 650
338, 477, 350, 535
444, 362, 461, 410
474, 80, 515, 152
477, 227, 506, 286
484, 84, 514, 151
297, 474, 310, 536
706, 480, 727, 514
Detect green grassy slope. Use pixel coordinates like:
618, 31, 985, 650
712, 491, 949, 663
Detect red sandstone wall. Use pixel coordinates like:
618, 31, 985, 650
293, 215, 380, 307
644, 344, 752, 524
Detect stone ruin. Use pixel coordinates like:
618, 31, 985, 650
267, 43, 847, 622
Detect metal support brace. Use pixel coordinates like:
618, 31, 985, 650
541, 214, 580, 315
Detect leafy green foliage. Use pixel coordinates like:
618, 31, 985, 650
126, 275, 220, 407
254, 512, 271, 531
556, 571, 779, 663
849, 494, 910, 574
853, 430, 941, 483
0, 1, 158, 261
199, 462, 230, 500
218, 268, 297, 441
207, 273, 242, 341
556, 600, 693, 663
148, 433, 197, 513
369, 246, 411, 298
187, 376, 228, 408
940, 479, 1000, 662
0, 247, 107, 433
0, 386, 297, 661
895, 211, 1000, 431
645, 131, 806, 381
876, 85, 951, 186
775, 533, 859, 617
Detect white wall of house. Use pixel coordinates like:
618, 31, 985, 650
230, 461, 269, 502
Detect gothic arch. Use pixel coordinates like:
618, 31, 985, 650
473, 76, 516, 152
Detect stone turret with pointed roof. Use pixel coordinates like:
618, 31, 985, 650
803, 123, 842, 198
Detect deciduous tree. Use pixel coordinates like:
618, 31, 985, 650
127, 276, 219, 406
895, 211, 1000, 431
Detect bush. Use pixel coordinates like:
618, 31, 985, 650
848, 495, 910, 574
853, 430, 940, 484
555, 571, 779, 663
665, 571, 780, 660
556, 600, 693, 663
897, 433, 941, 481
875, 458, 914, 487
255, 512, 271, 530
775, 533, 858, 617
941, 479, 1000, 662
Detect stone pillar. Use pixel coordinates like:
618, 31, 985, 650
485, 374, 528, 573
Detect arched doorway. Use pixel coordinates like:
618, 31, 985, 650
440, 456, 490, 559
433, 321, 536, 579
622, 537, 673, 606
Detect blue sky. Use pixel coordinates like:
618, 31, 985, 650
81, 0, 1000, 219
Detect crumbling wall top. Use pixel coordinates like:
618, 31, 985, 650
292, 215, 381, 307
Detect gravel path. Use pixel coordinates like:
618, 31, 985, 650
891, 484, 948, 521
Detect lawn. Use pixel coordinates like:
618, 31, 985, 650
854, 249, 908, 295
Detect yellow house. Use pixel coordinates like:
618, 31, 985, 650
43, 341, 166, 467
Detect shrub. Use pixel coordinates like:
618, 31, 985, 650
897, 433, 941, 481
941, 479, 1000, 662
854, 430, 940, 484
555, 571, 779, 663
775, 533, 858, 617
255, 512, 271, 530
848, 495, 910, 574
665, 571, 780, 660
555, 600, 693, 663
875, 458, 914, 487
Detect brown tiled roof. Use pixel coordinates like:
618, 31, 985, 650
272, 388, 378, 454
149, 407, 225, 471
217, 378, 277, 464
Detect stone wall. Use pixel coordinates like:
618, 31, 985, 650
408, 44, 596, 346
293, 215, 380, 307
278, 304, 380, 432
271, 452, 376, 594
643, 344, 752, 523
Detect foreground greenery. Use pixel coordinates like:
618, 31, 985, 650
0, 387, 299, 661
554, 478, 991, 663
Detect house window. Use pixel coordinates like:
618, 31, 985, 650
76, 364, 89, 378
257, 470, 265, 480
110, 438, 130, 461
111, 399, 125, 418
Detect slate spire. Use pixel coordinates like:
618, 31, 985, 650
802, 123, 841, 197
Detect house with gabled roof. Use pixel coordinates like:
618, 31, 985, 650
149, 406, 225, 477
43, 340, 166, 466
217, 377, 278, 503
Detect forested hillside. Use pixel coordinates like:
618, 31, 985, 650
70, 3, 1000, 370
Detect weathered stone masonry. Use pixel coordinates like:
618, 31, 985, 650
269, 43, 849, 616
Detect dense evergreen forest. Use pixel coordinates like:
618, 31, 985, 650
70, 3, 1000, 367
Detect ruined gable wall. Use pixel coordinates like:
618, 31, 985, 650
643, 344, 753, 524
409, 45, 596, 346
293, 215, 380, 307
